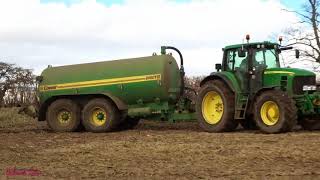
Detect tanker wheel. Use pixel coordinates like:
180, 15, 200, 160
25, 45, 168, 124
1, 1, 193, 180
116, 117, 140, 131
253, 90, 297, 133
196, 80, 238, 132
81, 98, 120, 133
46, 99, 81, 132
300, 118, 320, 130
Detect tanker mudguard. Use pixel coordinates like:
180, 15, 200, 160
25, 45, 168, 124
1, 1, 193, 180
102, 92, 127, 110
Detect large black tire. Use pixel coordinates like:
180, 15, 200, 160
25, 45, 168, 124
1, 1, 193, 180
116, 117, 140, 131
196, 80, 238, 132
300, 118, 320, 130
253, 90, 297, 133
47, 99, 81, 132
81, 98, 120, 133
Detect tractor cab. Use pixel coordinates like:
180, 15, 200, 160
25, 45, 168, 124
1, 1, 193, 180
220, 41, 282, 94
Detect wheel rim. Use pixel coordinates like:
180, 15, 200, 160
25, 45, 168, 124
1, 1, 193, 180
260, 101, 280, 126
202, 91, 224, 125
91, 107, 107, 126
57, 110, 72, 124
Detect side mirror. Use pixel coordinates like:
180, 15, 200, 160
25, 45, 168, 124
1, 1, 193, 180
238, 49, 246, 58
295, 49, 300, 59
215, 63, 222, 72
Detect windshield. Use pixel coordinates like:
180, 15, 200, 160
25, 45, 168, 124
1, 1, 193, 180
254, 49, 279, 69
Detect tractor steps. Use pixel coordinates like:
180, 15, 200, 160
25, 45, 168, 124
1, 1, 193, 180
235, 94, 249, 119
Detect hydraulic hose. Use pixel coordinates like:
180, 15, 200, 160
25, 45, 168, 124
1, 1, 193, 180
161, 46, 184, 69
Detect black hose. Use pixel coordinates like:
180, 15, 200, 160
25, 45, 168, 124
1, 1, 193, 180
161, 46, 184, 68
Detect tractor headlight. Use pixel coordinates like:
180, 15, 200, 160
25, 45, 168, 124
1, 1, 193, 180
303, 85, 317, 91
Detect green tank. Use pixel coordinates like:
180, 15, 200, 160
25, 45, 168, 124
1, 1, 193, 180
37, 46, 195, 132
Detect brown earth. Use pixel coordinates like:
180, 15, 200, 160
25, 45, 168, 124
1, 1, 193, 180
0, 108, 320, 179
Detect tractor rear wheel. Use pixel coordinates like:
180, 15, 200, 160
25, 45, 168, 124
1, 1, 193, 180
253, 90, 297, 133
196, 80, 238, 132
81, 98, 120, 133
47, 99, 81, 132
300, 118, 320, 130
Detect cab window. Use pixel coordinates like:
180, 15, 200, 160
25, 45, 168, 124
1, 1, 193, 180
254, 49, 279, 68
226, 49, 248, 71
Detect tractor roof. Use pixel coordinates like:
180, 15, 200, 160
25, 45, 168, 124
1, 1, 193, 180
223, 41, 279, 50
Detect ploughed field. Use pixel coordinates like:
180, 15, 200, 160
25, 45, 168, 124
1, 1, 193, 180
0, 108, 320, 179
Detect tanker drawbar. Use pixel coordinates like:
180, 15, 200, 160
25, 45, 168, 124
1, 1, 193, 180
37, 46, 196, 132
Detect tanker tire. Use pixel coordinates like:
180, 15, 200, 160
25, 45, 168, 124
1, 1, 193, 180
253, 90, 297, 133
82, 98, 120, 133
46, 99, 81, 132
300, 118, 320, 130
196, 80, 238, 132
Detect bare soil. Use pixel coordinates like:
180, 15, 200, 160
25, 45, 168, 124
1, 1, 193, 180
0, 108, 320, 179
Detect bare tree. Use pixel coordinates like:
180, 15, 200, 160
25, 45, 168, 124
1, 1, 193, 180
184, 76, 205, 102
0, 62, 36, 107
284, 0, 320, 72
13, 67, 36, 105
0, 62, 16, 106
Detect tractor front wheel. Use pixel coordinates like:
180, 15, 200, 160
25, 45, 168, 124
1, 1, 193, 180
196, 80, 238, 132
253, 90, 297, 133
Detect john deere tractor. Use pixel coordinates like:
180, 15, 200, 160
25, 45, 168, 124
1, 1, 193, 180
197, 39, 320, 133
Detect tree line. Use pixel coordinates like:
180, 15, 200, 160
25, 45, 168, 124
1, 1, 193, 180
0, 62, 37, 107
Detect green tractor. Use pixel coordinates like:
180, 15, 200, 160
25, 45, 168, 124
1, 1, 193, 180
197, 38, 320, 133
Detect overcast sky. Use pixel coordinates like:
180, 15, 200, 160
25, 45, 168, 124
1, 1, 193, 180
0, 0, 305, 75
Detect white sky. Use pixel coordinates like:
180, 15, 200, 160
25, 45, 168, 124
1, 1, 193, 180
0, 0, 301, 76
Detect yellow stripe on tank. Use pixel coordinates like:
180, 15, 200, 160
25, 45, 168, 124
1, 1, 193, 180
39, 74, 161, 92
